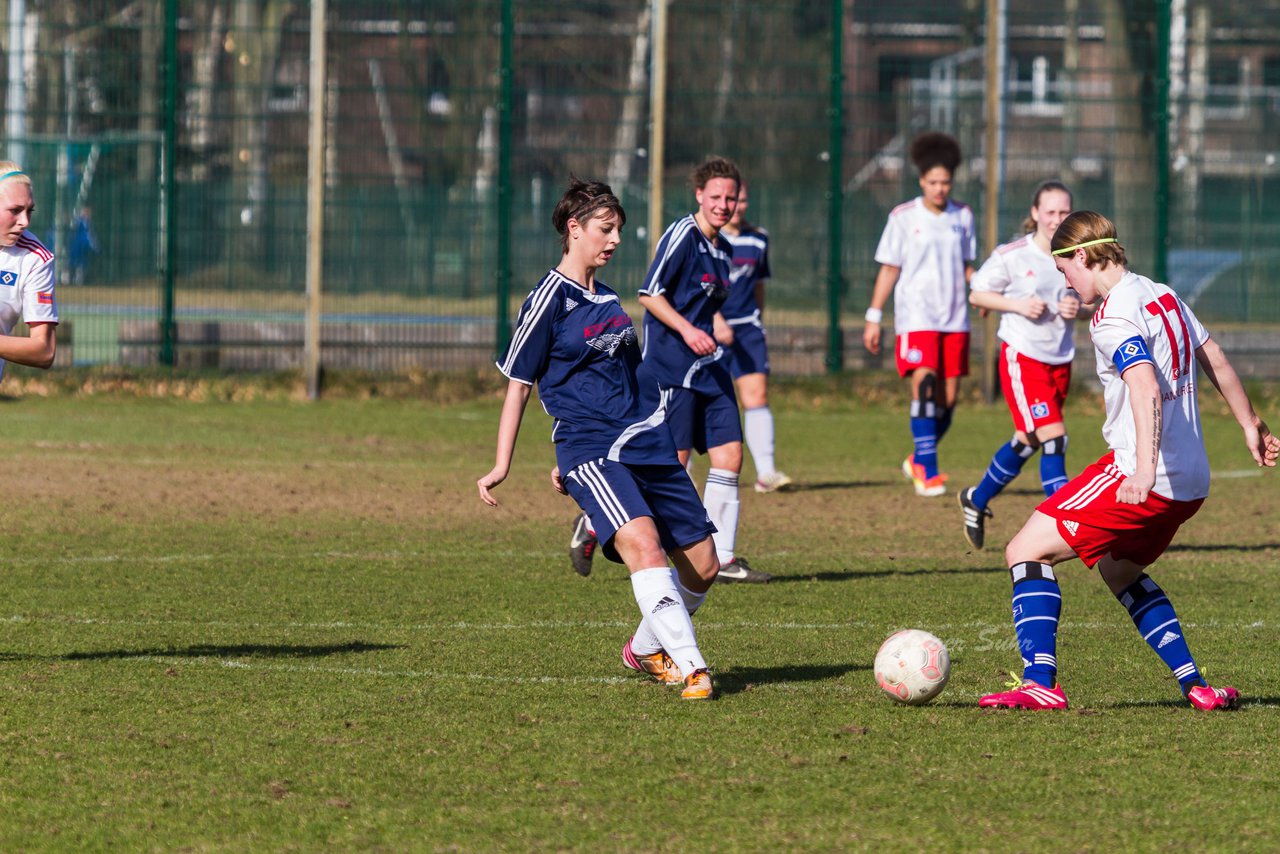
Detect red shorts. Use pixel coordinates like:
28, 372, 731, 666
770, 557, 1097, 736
1038, 452, 1204, 568
1000, 343, 1071, 433
895, 331, 970, 379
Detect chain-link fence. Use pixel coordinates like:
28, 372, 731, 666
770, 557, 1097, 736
7, 1, 1279, 375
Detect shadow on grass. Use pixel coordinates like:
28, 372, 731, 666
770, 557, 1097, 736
713, 662, 866, 697
769, 565, 1007, 583
0, 640, 402, 662
1165, 543, 1280, 553
780, 480, 881, 493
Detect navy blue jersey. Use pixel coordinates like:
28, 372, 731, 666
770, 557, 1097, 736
498, 269, 677, 472
639, 214, 733, 392
720, 226, 770, 321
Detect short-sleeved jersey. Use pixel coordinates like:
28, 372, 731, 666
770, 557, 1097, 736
720, 225, 770, 323
498, 269, 677, 473
0, 232, 58, 381
874, 197, 976, 334
639, 214, 734, 392
970, 234, 1075, 365
1089, 272, 1210, 500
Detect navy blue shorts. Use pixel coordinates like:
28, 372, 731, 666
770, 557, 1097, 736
564, 458, 716, 564
726, 321, 770, 378
666, 383, 743, 454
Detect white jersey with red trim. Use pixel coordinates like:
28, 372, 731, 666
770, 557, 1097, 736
0, 231, 57, 381
874, 196, 976, 334
1089, 272, 1210, 500
971, 235, 1075, 365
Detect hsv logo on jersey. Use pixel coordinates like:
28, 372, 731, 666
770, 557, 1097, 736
906, 348, 923, 364
1031, 402, 1050, 419
0, 271, 16, 286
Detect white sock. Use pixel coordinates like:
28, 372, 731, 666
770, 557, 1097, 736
743, 406, 777, 478
704, 468, 740, 564
631, 571, 707, 654
630, 567, 706, 677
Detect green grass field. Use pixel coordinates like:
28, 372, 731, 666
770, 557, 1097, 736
2, 378, 1279, 850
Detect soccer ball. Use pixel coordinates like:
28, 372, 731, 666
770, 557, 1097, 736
874, 629, 951, 705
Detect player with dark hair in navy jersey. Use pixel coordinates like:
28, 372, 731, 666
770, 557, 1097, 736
478, 177, 719, 700
717, 180, 792, 495
636, 156, 770, 584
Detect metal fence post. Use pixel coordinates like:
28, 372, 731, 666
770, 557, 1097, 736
1154, 0, 1172, 285
495, 0, 514, 359
826, 0, 844, 374
160, 0, 178, 367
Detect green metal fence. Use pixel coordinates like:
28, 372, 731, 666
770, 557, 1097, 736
6, 0, 1279, 375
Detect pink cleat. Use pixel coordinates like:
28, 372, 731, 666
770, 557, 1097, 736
979, 681, 1069, 710
1186, 684, 1240, 711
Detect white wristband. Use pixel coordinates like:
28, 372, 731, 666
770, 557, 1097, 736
864, 307, 883, 324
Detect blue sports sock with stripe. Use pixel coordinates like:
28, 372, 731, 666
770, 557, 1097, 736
1039, 435, 1069, 496
909, 400, 939, 478
972, 439, 1034, 509
1009, 561, 1061, 687
1116, 574, 1203, 692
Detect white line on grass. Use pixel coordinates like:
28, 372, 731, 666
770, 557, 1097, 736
2, 614, 1271, 633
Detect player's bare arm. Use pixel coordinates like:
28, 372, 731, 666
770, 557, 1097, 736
969, 289, 1046, 320
1195, 339, 1280, 467
0, 322, 56, 369
638, 292, 716, 356
1118, 363, 1161, 504
863, 264, 900, 355
712, 312, 734, 347
477, 379, 533, 506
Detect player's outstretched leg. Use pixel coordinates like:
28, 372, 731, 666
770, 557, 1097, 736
979, 561, 1068, 709
1114, 573, 1239, 710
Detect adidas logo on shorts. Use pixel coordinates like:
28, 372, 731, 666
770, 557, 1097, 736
1063, 520, 1079, 536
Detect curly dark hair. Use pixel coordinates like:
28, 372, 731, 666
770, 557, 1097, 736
909, 132, 962, 176
691, 156, 741, 191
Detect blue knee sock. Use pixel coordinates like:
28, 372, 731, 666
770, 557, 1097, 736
1116, 574, 1203, 693
972, 440, 1034, 509
1010, 561, 1061, 687
1039, 435, 1069, 497
910, 399, 938, 478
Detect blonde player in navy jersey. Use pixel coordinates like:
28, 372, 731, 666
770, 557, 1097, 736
979, 211, 1280, 711
864, 133, 976, 498
958, 181, 1078, 549
0, 164, 59, 376
478, 178, 719, 700
636, 156, 770, 584
716, 180, 792, 494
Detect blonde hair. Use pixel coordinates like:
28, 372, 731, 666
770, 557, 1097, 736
0, 161, 31, 188
1050, 210, 1128, 268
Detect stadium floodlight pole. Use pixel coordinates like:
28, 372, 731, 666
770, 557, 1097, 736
159, 0, 178, 367
495, 0, 514, 358
825, 0, 844, 373
647, 0, 669, 260
981, 0, 1007, 405
304, 0, 328, 400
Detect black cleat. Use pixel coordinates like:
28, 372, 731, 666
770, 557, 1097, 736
958, 487, 993, 550
716, 556, 772, 584
569, 511, 597, 577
